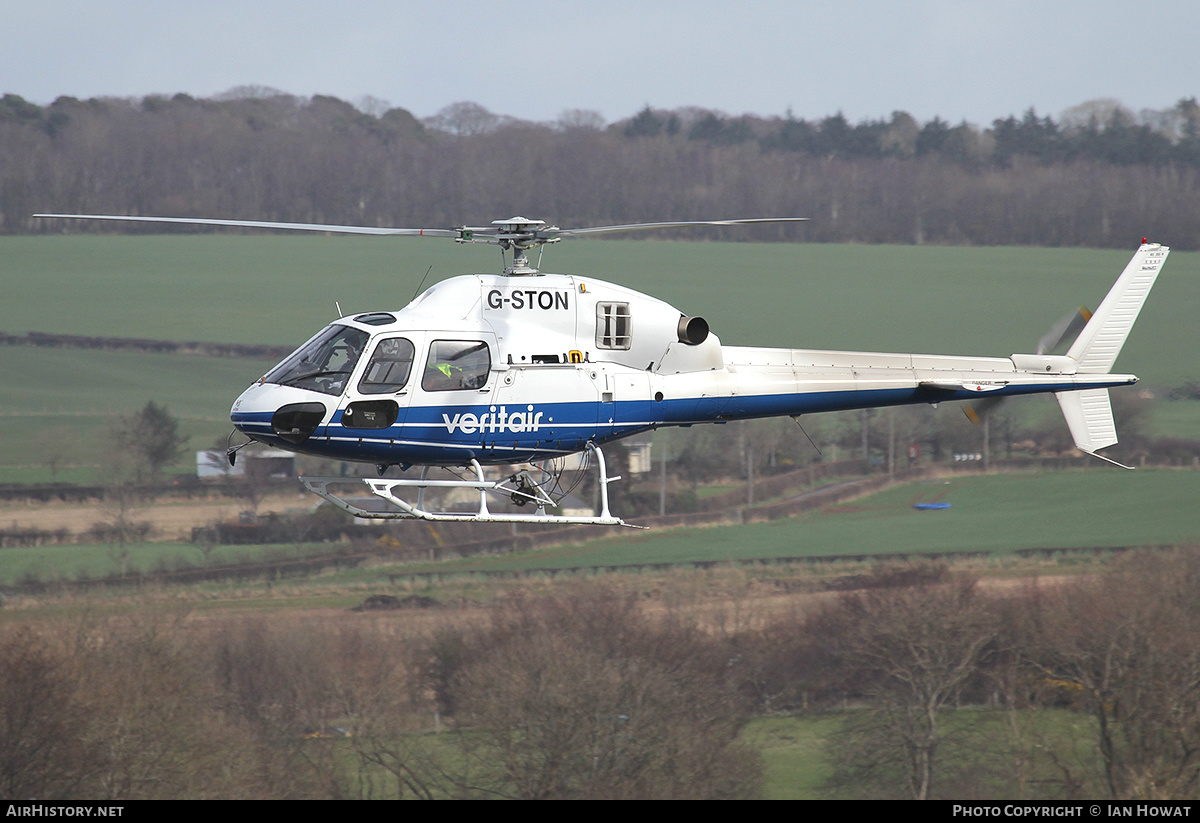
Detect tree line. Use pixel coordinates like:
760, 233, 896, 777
4, 89, 1200, 248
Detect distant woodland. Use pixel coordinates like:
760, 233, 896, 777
4, 89, 1200, 248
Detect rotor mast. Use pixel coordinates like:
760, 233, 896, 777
454, 216, 561, 275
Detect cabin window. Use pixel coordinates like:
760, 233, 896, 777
358, 337, 415, 394
596, 302, 632, 350
422, 340, 491, 391
264, 324, 368, 396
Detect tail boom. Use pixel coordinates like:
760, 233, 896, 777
666, 244, 1166, 464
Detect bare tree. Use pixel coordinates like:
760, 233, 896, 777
425, 101, 501, 136
556, 109, 606, 132
820, 578, 998, 799
1031, 551, 1200, 799
0, 629, 95, 798
95, 429, 152, 574
437, 591, 761, 799
33, 425, 77, 479
233, 454, 275, 518
76, 614, 254, 799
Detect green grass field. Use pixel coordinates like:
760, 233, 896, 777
5, 235, 1197, 382
368, 469, 1200, 576
4, 469, 1196, 587
0, 347, 279, 473
742, 708, 1107, 799
0, 540, 335, 587
3, 236, 1197, 481
741, 714, 839, 799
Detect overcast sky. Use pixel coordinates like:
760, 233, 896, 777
3, 0, 1196, 127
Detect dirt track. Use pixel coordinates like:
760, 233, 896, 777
0, 492, 311, 541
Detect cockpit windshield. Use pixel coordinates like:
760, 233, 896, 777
264, 324, 369, 396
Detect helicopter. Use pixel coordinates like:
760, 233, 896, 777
35, 213, 1169, 527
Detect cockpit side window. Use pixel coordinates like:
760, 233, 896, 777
358, 337, 415, 394
422, 340, 491, 391
264, 324, 368, 396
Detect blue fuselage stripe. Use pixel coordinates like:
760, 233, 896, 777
232, 381, 1118, 465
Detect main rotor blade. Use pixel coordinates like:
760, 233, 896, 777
33, 213, 810, 249
555, 217, 808, 238
33, 214, 460, 237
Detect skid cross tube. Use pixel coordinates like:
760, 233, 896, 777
300, 444, 641, 527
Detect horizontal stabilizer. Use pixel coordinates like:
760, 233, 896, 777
1055, 388, 1131, 468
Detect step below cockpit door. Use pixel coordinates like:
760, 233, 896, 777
599, 371, 656, 442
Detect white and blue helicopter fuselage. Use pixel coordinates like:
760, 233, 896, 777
230, 243, 1165, 482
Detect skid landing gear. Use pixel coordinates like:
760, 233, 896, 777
300, 443, 642, 528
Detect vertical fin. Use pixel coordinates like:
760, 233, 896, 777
1051, 243, 1168, 469
1067, 243, 1169, 373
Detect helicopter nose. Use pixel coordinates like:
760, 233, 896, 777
231, 384, 328, 446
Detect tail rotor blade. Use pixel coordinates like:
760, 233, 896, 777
971, 305, 1091, 424
963, 396, 1004, 425
1036, 307, 1092, 355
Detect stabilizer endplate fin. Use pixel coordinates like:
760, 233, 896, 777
1055, 388, 1127, 466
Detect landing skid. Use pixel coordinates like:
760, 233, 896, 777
301, 444, 642, 528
